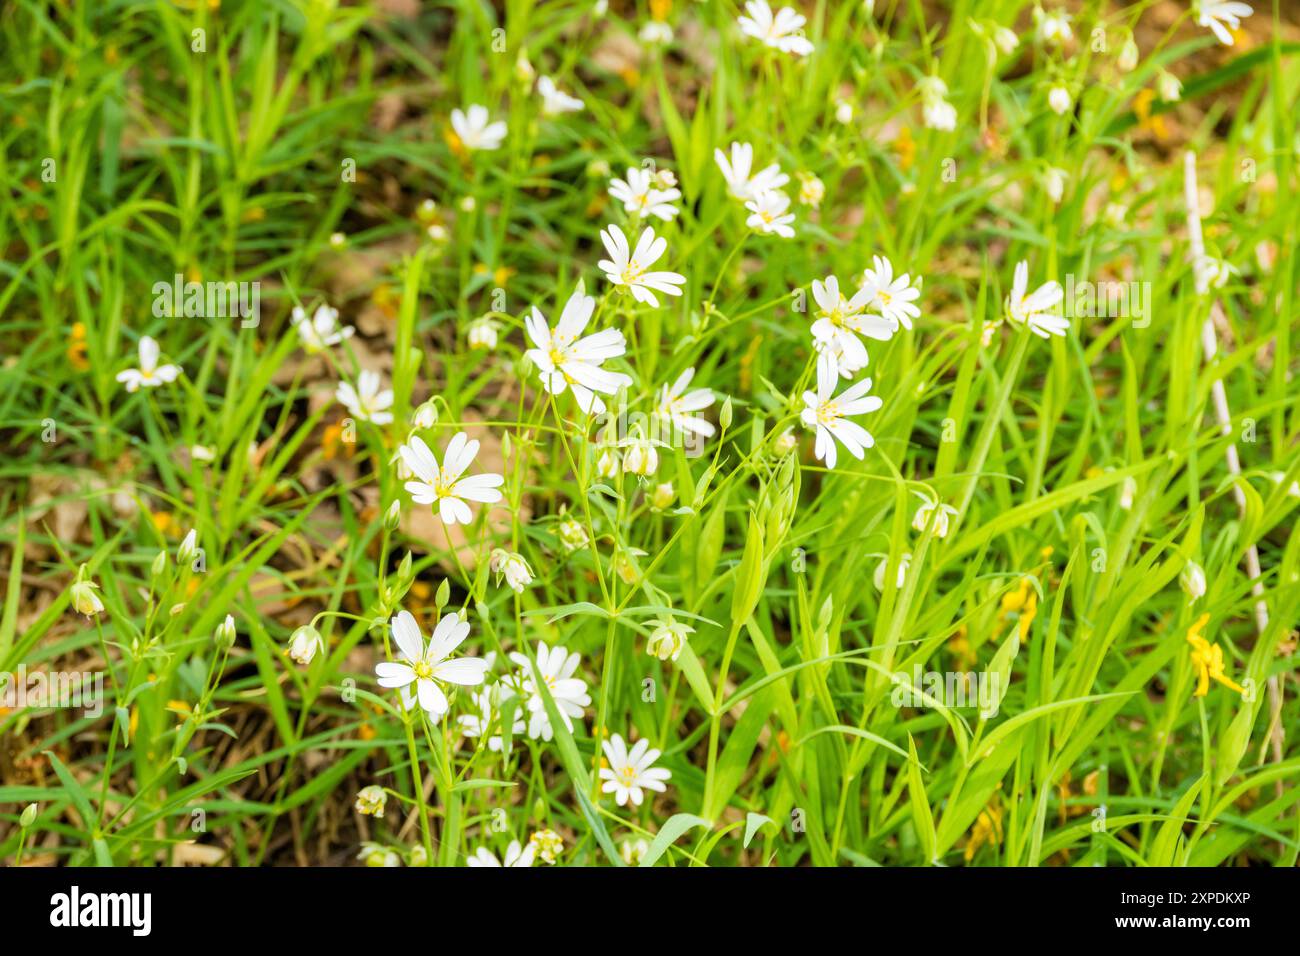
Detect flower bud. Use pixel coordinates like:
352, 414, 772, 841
1048, 86, 1072, 116
1157, 70, 1182, 103
215, 614, 237, 650
468, 317, 500, 351
646, 617, 693, 662
384, 500, 402, 531
622, 439, 658, 477
177, 529, 199, 567
435, 577, 451, 609
151, 549, 168, 581
719, 396, 734, 431
489, 549, 533, 593
650, 482, 676, 512
1181, 561, 1207, 603
288, 625, 323, 666
70, 569, 104, 618
411, 402, 437, 430
20, 803, 37, 827
993, 26, 1019, 55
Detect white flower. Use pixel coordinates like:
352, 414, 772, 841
646, 618, 693, 661
116, 336, 181, 392
1119, 476, 1137, 510
714, 141, 789, 202
598, 224, 687, 306
1194, 255, 1237, 294
873, 552, 912, 591
1034, 8, 1073, 45
556, 514, 589, 553
655, 367, 716, 438
911, 493, 958, 538
861, 255, 922, 330
639, 20, 673, 45
917, 75, 948, 102
621, 435, 659, 477
359, 843, 401, 867
922, 96, 957, 131
809, 274, 894, 374
70, 578, 104, 617
1117, 36, 1139, 71
608, 166, 682, 222
288, 625, 323, 666
835, 100, 854, 124
797, 172, 825, 207
621, 837, 650, 865
993, 26, 1019, 55
458, 685, 525, 752
1157, 70, 1182, 103
774, 428, 798, 456
468, 840, 535, 867
596, 448, 621, 479
508, 641, 591, 741
514, 51, 535, 84
737, 0, 814, 56
376, 609, 489, 720
450, 104, 507, 151
537, 75, 583, 116
1043, 166, 1067, 203
489, 549, 534, 593
1270, 472, 1300, 498
1005, 260, 1068, 338
1181, 561, 1207, 602
524, 286, 632, 414
1196, 1, 1252, 45
291, 305, 353, 353
355, 785, 386, 817
1048, 85, 1072, 116
800, 360, 883, 470
599, 734, 671, 807
335, 370, 394, 425
468, 316, 500, 350
399, 432, 505, 525
529, 829, 564, 864
745, 190, 796, 237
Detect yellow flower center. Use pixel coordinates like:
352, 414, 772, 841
413, 660, 434, 680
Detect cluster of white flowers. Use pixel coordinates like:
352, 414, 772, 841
737, 0, 813, 57
917, 76, 957, 132
715, 141, 796, 238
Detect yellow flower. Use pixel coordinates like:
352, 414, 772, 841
1186, 613, 1244, 697
964, 800, 1003, 862
67, 322, 90, 370
1134, 88, 1169, 141
894, 125, 915, 172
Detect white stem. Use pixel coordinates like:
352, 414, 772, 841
1182, 151, 1281, 765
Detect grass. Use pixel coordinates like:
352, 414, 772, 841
1, 0, 1298, 868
